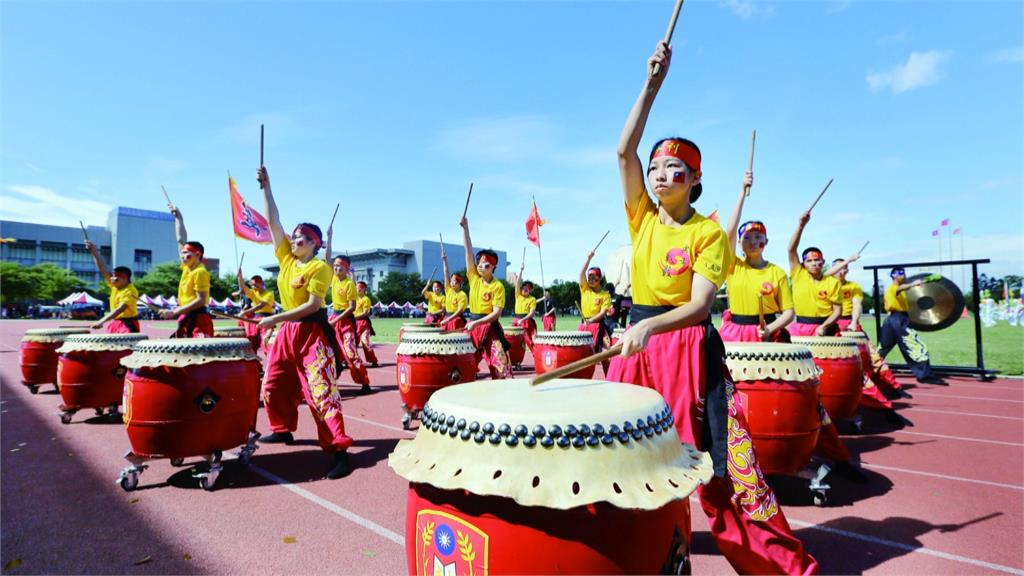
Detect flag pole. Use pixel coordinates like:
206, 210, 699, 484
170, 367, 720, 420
532, 195, 547, 290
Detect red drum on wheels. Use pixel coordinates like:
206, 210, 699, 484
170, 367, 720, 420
531, 332, 595, 379
839, 331, 873, 375
389, 378, 712, 575
20, 328, 91, 394
56, 333, 148, 424
396, 332, 477, 429
503, 325, 526, 366
724, 342, 821, 475
791, 336, 863, 420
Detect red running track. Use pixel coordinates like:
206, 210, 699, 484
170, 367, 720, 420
1, 319, 1021, 575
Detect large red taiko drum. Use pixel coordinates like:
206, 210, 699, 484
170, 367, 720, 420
531, 332, 595, 379
389, 378, 712, 575
503, 325, 526, 366
20, 328, 91, 393
791, 336, 863, 420
611, 327, 625, 346
724, 342, 822, 475
56, 333, 149, 423
397, 332, 477, 429
121, 338, 260, 459
840, 331, 873, 375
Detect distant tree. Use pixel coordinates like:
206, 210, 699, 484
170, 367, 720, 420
133, 262, 183, 297
375, 271, 425, 305
0, 262, 33, 304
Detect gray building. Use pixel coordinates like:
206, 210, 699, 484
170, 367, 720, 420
1, 207, 181, 285
260, 239, 508, 293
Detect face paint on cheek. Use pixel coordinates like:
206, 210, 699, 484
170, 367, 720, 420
671, 171, 688, 184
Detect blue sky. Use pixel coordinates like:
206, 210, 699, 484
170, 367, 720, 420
2, 0, 1021, 293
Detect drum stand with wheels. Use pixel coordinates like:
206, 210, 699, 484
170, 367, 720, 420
58, 404, 120, 425
401, 404, 421, 430
116, 431, 261, 492
801, 463, 832, 506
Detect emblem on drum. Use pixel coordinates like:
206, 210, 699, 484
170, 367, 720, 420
399, 364, 411, 394
543, 350, 554, 367
416, 510, 488, 576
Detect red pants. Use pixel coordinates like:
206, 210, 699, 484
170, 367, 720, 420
262, 321, 353, 452
836, 325, 904, 393
609, 324, 818, 576
542, 315, 556, 331
441, 316, 467, 332
468, 322, 511, 380
106, 318, 140, 333
356, 318, 379, 365
578, 321, 611, 374
512, 316, 537, 350
243, 314, 268, 354
788, 321, 824, 337
333, 318, 369, 385
425, 313, 444, 325
173, 311, 213, 338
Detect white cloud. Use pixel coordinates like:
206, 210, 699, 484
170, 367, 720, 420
991, 47, 1024, 64
719, 0, 775, 20
867, 50, 951, 94
0, 185, 112, 227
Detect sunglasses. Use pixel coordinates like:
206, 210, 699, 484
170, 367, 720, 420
479, 262, 493, 269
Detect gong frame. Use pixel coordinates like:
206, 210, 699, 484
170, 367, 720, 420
864, 258, 996, 381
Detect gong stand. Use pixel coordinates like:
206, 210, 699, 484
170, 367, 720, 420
864, 258, 995, 381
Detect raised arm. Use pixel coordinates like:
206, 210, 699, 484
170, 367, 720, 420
618, 41, 671, 211
824, 252, 861, 277
323, 219, 334, 264
850, 296, 862, 331
725, 172, 754, 247
460, 216, 474, 274
257, 166, 288, 247
85, 240, 110, 280
168, 203, 187, 247
441, 251, 451, 290
579, 250, 596, 287
788, 211, 811, 270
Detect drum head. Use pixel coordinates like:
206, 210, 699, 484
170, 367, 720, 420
121, 338, 257, 369
58, 333, 149, 353
723, 342, 820, 383
396, 332, 475, 356
22, 328, 91, 343
790, 336, 859, 359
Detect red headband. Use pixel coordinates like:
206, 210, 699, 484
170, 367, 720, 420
651, 139, 701, 172
803, 250, 823, 261
357, 281, 367, 288
451, 273, 464, 283
295, 225, 323, 249
587, 267, 603, 278
478, 253, 498, 267
739, 221, 768, 238
182, 243, 202, 256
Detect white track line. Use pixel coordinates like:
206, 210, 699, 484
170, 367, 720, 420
907, 408, 1024, 421
861, 462, 1024, 491
884, 429, 1024, 447
346, 415, 415, 436
939, 382, 1023, 391
248, 463, 405, 545
908, 391, 1024, 404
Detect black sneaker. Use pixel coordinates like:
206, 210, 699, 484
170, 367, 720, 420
831, 461, 869, 484
327, 452, 352, 479
259, 431, 295, 444
358, 384, 372, 395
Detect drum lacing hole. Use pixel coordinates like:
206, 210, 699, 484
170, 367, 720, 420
532, 476, 541, 488
668, 479, 679, 488
454, 469, 462, 477
493, 470, 502, 479
645, 483, 654, 493
429, 463, 436, 470
612, 482, 622, 494
785, 368, 791, 375
572, 481, 580, 495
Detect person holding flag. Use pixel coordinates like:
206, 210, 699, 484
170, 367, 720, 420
163, 202, 213, 337
84, 240, 140, 333
460, 215, 512, 379
254, 165, 354, 480
354, 281, 379, 367
541, 289, 557, 331
439, 248, 468, 332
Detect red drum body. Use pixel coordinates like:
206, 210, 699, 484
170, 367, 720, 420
397, 333, 478, 414
20, 329, 90, 389
792, 337, 863, 420
532, 332, 595, 379
58, 349, 131, 409
503, 326, 526, 365
122, 339, 260, 459
725, 343, 822, 475
611, 328, 625, 346
840, 331, 873, 375
406, 483, 691, 575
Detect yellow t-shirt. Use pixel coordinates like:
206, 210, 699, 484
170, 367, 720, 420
726, 260, 793, 315
355, 295, 372, 317
515, 294, 537, 316
276, 238, 332, 311
424, 292, 445, 314
245, 287, 276, 315
330, 276, 358, 312
467, 267, 505, 315
579, 283, 611, 318
109, 282, 139, 319
444, 289, 468, 314
790, 265, 841, 318
627, 194, 730, 306
178, 263, 210, 307
885, 283, 908, 312
839, 281, 863, 317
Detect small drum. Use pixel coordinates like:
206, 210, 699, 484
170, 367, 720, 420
396, 333, 477, 430
791, 336, 863, 420
503, 325, 526, 367
532, 331, 596, 379
611, 327, 626, 346
840, 331, 873, 376
20, 328, 91, 394
389, 378, 713, 575
400, 323, 444, 341
724, 342, 821, 475
56, 333, 149, 424
118, 338, 260, 491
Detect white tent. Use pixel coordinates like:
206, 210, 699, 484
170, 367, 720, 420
371, 301, 385, 309
58, 292, 103, 305
152, 295, 169, 307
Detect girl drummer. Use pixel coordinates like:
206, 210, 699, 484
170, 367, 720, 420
164, 203, 214, 337
354, 281, 379, 367
421, 278, 446, 325
541, 288, 557, 331
610, 40, 818, 575
327, 249, 372, 395
459, 216, 511, 379
255, 165, 354, 480
578, 251, 612, 373
513, 262, 539, 351
236, 268, 275, 353
439, 251, 469, 332
84, 240, 140, 333
787, 211, 842, 337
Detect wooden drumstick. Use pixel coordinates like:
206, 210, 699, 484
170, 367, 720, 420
757, 295, 766, 332
591, 230, 611, 254
745, 129, 756, 197
531, 344, 624, 386
652, 0, 685, 78
258, 124, 265, 189
461, 182, 474, 220
427, 266, 438, 283
161, 185, 172, 205
807, 178, 834, 213
328, 203, 340, 230
78, 221, 90, 243
856, 240, 870, 256
211, 310, 260, 325
136, 296, 163, 314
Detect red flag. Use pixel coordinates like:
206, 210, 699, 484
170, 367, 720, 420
940, 218, 950, 226
953, 227, 962, 235
707, 208, 719, 223
229, 176, 272, 244
931, 230, 939, 237
524, 201, 547, 247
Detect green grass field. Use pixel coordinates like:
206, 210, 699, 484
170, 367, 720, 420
81, 314, 1024, 376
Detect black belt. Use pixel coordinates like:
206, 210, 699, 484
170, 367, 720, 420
796, 315, 828, 325
117, 317, 141, 333
298, 308, 344, 372
840, 315, 853, 320
627, 304, 728, 478
728, 313, 778, 326
468, 313, 510, 351
173, 307, 209, 338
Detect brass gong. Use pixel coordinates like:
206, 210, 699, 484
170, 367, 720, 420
904, 273, 965, 332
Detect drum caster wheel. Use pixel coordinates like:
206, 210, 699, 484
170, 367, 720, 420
211, 450, 223, 464
94, 408, 105, 417
401, 412, 412, 430
28, 385, 39, 395
170, 458, 185, 467
119, 473, 139, 492
197, 463, 222, 491
199, 476, 215, 491
812, 490, 828, 506
238, 449, 253, 468
60, 412, 73, 425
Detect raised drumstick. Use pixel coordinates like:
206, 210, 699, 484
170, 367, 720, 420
745, 129, 757, 197
461, 182, 474, 220
652, 0, 685, 77
592, 230, 611, 254
807, 178, 834, 213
